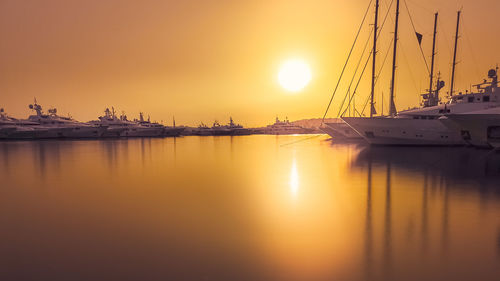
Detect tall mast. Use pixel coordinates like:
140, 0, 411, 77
389, 0, 400, 117
370, 0, 379, 118
450, 11, 461, 96
429, 13, 438, 98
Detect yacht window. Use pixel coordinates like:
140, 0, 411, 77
487, 126, 500, 140
468, 97, 474, 103
461, 130, 471, 140
365, 131, 375, 138
483, 96, 490, 102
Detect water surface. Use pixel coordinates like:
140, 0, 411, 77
1, 136, 499, 281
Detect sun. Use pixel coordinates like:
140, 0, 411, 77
278, 59, 312, 92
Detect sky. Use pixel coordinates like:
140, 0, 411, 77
1, 0, 499, 126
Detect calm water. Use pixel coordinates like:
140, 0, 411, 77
1, 135, 499, 281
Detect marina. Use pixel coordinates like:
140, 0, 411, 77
1, 0, 499, 280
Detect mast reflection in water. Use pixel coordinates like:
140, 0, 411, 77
0, 136, 499, 281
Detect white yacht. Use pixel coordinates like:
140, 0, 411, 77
440, 107, 500, 148
262, 117, 315, 135
343, 69, 500, 146
0, 108, 53, 139
135, 112, 184, 137
91, 108, 163, 137
26, 101, 107, 138
192, 123, 213, 136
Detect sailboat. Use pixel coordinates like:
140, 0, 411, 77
341, 5, 500, 146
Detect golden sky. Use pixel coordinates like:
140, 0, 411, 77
1, 0, 499, 126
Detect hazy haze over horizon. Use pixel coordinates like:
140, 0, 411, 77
1, 0, 499, 126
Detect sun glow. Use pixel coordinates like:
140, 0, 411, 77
278, 59, 312, 92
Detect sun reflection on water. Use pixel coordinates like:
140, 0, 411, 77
290, 159, 299, 197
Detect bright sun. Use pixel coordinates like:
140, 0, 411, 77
278, 59, 312, 92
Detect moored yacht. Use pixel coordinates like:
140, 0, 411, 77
262, 117, 315, 135
344, 69, 500, 146
440, 106, 500, 149
91, 108, 163, 137
211, 120, 232, 136
192, 123, 213, 136
26, 101, 107, 138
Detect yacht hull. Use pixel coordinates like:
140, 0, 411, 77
441, 114, 500, 148
63, 126, 108, 138
325, 122, 362, 139
34, 127, 71, 139
163, 127, 185, 137
122, 127, 164, 137
0, 127, 17, 138
342, 117, 466, 146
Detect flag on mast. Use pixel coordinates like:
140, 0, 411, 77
415, 32, 423, 45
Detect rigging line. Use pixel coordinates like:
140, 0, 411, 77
354, 37, 394, 117
403, 0, 430, 75
279, 134, 323, 147
360, 94, 371, 117
338, 0, 394, 118
341, 51, 372, 117
398, 39, 420, 97
461, 16, 480, 80
336, 28, 374, 118
321, 0, 373, 123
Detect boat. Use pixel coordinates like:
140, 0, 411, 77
91, 108, 163, 137
192, 123, 213, 136
341, 7, 495, 146
211, 120, 232, 136
344, 69, 500, 146
440, 105, 500, 149
226, 117, 251, 135
262, 117, 316, 135
26, 100, 107, 138
135, 113, 185, 137
191, 118, 250, 136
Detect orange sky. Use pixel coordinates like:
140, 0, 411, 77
1, 0, 499, 126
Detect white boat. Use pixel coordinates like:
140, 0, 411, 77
343, 69, 500, 146
440, 107, 500, 148
1, 106, 67, 139
262, 117, 315, 135
91, 108, 163, 137
26, 101, 107, 138
192, 123, 213, 136
135, 113, 185, 137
